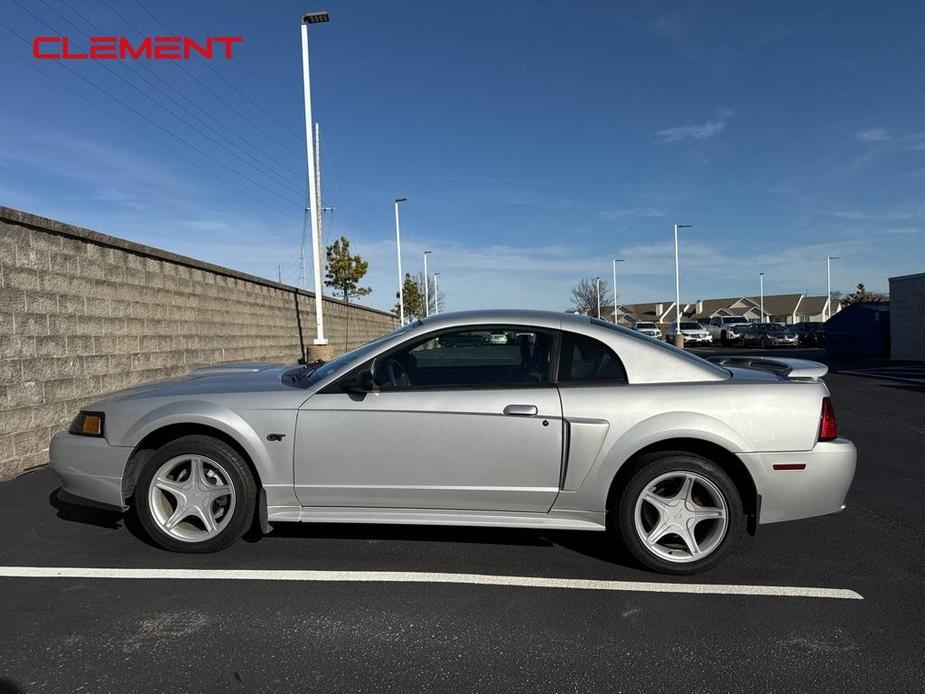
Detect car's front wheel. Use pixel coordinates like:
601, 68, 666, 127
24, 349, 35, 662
614, 452, 744, 574
134, 435, 256, 553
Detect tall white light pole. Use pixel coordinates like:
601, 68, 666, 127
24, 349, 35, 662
674, 224, 692, 343
826, 256, 839, 320
433, 272, 440, 314
394, 198, 407, 324
612, 258, 625, 323
595, 277, 601, 319
423, 250, 432, 317
759, 272, 765, 323
300, 11, 330, 347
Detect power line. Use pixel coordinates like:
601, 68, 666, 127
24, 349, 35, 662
121, 0, 308, 167
143, 0, 307, 142
11, 0, 304, 211
0, 23, 303, 222
49, 0, 307, 200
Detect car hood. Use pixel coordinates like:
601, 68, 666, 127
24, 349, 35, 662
88, 362, 297, 406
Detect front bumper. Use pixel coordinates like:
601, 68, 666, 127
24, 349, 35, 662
682, 335, 713, 345
738, 438, 857, 524
49, 431, 133, 510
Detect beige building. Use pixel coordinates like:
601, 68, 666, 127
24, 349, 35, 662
611, 293, 839, 331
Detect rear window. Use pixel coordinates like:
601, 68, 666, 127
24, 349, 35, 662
558, 331, 627, 384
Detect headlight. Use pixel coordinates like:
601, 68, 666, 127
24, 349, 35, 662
68, 411, 105, 437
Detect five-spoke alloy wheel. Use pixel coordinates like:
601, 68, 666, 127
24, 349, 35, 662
616, 452, 744, 574
134, 435, 255, 553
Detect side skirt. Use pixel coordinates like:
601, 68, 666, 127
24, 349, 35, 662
266, 506, 606, 531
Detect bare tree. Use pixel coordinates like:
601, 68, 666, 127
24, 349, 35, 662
569, 277, 613, 317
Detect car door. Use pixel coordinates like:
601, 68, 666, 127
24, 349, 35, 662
293, 325, 563, 512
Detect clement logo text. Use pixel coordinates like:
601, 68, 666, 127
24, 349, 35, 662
33, 36, 244, 60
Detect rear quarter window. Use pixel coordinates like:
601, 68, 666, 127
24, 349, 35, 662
558, 331, 627, 384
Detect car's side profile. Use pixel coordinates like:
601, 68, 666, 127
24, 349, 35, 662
50, 310, 856, 574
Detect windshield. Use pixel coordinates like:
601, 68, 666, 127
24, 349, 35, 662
636, 322, 658, 329
764, 323, 787, 332
300, 322, 416, 387
723, 317, 749, 324
680, 322, 702, 330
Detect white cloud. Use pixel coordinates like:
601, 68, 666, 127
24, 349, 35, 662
655, 110, 733, 144
854, 128, 891, 143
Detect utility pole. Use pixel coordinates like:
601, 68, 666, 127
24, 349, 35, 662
759, 272, 765, 323
674, 224, 692, 347
394, 198, 407, 324
612, 258, 625, 324
300, 11, 330, 347
423, 250, 432, 317
826, 256, 839, 320
595, 277, 601, 319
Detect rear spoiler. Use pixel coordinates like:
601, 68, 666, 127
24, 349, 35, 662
706, 355, 828, 380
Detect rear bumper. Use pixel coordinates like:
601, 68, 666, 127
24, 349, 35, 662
738, 438, 857, 524
49, 432, 132, 511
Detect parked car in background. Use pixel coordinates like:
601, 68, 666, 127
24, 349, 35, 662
666, 321, 713, 346
632, 321, 662, 339
740, 322, 800, 348
706, 316, 751, 345
50, 310, 856, 575
793, 321, 826, 346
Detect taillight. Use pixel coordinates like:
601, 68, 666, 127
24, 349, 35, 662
819, 397, 837, 441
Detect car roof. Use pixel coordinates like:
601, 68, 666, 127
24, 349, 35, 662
418, 309, 589, 331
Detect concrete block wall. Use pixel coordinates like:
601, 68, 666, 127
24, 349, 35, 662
889, 273, 925, 361
0, 206, 397, 481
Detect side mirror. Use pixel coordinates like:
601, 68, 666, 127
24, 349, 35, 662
341, 368, 376, 393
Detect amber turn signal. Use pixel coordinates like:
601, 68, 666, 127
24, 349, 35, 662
68, 412, 104, 437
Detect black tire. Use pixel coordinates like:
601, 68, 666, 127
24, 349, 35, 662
760, 337, 769, 349
720, 330, 727, 345
613, 451, 744, 575
134, 435, 256, 553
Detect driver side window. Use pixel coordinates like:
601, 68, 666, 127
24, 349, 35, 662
373, 326, 555, 390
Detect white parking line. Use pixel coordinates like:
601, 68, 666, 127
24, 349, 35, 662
0, 566, 863, 600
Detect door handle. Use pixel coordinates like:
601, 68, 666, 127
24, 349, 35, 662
503, 404, 538, 416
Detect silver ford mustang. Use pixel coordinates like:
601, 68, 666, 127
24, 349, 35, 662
50, 310, 856, 574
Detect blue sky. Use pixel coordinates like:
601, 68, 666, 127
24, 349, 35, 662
1, 0, 923, 313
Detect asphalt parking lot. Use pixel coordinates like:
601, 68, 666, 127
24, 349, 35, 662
0, 348, 923, 692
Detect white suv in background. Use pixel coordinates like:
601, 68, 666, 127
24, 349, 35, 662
666, 321, 713, 345
631, 321, 662, 339
706, 316, 751, 345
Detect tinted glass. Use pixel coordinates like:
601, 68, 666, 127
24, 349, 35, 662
558, 332, 627, 383
373, 327, 554, 389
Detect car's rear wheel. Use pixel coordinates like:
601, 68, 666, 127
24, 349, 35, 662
614, 452, 744, 574
134, 435, 256, 553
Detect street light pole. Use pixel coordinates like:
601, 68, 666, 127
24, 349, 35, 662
394, 198, 407, 324
299, 11, 330, 347
423, 250, 432, 317
612, 258, 625, 324
433, 272, 440, 314
674, 224, 692, 346
826, 256, 839, 320
759, 272, 765, 323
